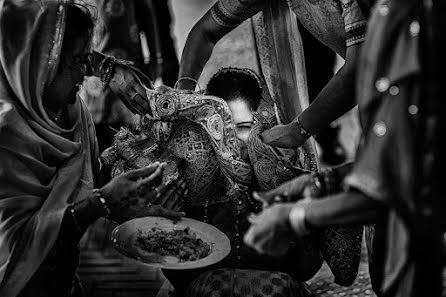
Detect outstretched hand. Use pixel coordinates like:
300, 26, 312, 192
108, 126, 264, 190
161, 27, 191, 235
108, 64, 155, 118
100, 162, 187, 223
244, 203, 296, 256
261, 122, 307, 148
252, 173, 312, 207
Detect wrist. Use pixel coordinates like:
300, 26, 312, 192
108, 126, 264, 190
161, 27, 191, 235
91, 188, 112, 218
293, 117, 315, 139
288, 203, 311, 237
71, 195, 103, 231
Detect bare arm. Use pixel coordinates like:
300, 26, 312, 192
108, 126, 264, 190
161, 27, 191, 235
177, 1, 267, 90
298, 43, 361, 134
261, 43, 362, 148
306, 190, 386, 229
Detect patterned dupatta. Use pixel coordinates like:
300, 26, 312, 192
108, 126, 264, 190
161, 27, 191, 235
0, 1, 98, 295
251, 0, 319, 172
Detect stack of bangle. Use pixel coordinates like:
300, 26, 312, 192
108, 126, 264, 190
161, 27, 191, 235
288, 204, 310, 237
295, 117, 314, 139
99, 56, 117, 85
92, 188, 111, 217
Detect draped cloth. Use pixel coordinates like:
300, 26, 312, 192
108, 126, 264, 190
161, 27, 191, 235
251, 0, 319, 171
251, 1, 364, 286
0, 1, 98, 296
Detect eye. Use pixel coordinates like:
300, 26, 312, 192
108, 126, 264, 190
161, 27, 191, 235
236, 121, 254, 130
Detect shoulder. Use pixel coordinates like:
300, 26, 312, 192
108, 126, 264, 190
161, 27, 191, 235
211, 0, 269, 27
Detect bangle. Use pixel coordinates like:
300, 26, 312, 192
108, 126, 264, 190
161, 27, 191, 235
295, 117, 314, 138
69, 204, 83, 235
288, 205, 310, 237
99, 56, 117, 85
92, 188, 111, 217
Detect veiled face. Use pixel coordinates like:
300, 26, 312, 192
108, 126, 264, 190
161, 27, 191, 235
227, 98, 254, 143
44, 34, 91, 109
227, 97, 254, 161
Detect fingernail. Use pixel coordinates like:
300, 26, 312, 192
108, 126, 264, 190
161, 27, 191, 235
180, 212, 186, 216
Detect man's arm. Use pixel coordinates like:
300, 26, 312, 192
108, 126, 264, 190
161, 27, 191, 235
177, 0, 268, 90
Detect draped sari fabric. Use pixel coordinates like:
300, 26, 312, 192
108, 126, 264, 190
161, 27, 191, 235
251, 1, 364, 286
251, 0, 319, 171
0, 1, 98, 296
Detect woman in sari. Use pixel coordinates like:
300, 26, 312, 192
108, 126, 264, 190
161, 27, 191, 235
0, 2, 184, 296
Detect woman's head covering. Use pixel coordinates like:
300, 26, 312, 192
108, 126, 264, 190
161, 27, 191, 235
0, 1, 98, 295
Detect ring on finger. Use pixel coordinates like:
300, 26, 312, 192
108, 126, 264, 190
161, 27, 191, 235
131, 92, 140, 100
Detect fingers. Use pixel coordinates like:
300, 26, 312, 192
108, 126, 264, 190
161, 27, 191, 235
252, 191, 269, 207
244, 224, 266, 252
109, 67, 152, 116
253, 191, 280, 207
260, 129, 275, 145
128, 89, 151, 115
154, 179, 187, 208
165, 181, 187, 210
124, 162, 161, 179
146, 204, 185, 221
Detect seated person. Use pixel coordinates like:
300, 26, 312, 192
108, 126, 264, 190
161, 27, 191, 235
100, 67, 352, 296
205, 67, 262, 162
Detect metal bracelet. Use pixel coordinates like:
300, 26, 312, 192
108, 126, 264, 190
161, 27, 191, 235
92, 188, 111, 217
295, 117, 314, 138
99, 56, 117, 85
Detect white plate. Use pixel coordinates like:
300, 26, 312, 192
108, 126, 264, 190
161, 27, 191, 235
111, 216, 231, 270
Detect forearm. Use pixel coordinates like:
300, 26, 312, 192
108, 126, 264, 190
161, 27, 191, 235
330, 161, 354, 178
58, 194, 107, 247
305, 191, 386, 229
298, 63, 356, 134
298, 44, 362, 134
178, 10, 234, 90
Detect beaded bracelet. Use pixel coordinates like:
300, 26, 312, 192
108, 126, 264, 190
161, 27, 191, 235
69, 204, 83, 235
92, 188, 111, 217
99, 56, 117, 85
295, 117, 314, 139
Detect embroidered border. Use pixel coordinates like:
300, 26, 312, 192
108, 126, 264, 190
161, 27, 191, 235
346, 22, 367, 47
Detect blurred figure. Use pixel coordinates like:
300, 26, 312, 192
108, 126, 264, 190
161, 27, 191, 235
81, 0, 179, 152
244, 1, 446, 296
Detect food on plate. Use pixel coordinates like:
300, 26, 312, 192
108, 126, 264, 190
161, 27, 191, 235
136, 227, 211, 262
